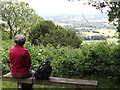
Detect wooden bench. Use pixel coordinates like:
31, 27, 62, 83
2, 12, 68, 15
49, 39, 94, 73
3, 72, 98, 89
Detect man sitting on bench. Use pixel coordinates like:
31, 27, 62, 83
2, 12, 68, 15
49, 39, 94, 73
9, 34, 34, 90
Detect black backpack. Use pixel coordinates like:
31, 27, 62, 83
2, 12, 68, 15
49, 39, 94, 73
33, 60, 52, 81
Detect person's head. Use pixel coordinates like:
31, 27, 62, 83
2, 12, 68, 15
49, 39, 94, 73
14, 34, 26, 46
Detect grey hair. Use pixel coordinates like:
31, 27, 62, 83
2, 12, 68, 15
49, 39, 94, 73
14, 34, 26, 45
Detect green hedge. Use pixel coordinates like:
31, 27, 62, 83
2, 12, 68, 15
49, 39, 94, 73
1, 40, 120, 80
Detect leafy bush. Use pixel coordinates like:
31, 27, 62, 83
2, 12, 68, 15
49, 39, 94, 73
40, 30, 82, 48
1, 40, 15, 74
28, 20, 82, 48
28, 20, 57, 45
1, 23, 9, 40
1, 40, 120, 81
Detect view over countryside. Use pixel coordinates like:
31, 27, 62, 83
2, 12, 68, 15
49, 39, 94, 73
43, 14, 118, 44
1, 0, 120, 89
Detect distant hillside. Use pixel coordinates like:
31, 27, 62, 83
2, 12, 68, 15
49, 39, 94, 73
41, 14, 117, 41
41, 14, 115, 30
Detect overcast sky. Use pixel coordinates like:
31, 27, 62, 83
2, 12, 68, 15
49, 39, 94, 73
17, 0, 105, 16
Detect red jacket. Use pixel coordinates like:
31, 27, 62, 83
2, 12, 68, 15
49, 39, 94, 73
10, 45, 31, 75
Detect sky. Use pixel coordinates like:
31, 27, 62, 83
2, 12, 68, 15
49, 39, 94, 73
17, 0, 106, 16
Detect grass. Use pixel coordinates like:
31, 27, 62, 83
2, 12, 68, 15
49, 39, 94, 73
2, 81, 17, 88
2, 81, 66, 89
81, 29, 117, 37
94, 29, 117, 37
82, 38, 118, 44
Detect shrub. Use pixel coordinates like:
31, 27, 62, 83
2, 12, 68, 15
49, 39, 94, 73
1, 40, 14, 74
2, 40, 120, 81
40, 30, 82, 48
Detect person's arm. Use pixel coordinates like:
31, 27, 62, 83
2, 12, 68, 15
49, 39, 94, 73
9, 50, 12, 69
25, 50, 31, 69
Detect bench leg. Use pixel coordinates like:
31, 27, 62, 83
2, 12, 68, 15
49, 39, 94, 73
17, 82, 33, 90
17, 82, 22, 90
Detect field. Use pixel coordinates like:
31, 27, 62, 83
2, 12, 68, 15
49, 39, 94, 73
83, 38, 118, 44
80, 29, 119, 44
82, 29, 117, 37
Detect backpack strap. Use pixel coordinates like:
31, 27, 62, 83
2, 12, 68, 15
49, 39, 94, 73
32, 64, 42, 85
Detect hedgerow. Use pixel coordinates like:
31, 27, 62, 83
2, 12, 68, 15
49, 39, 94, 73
1, 40, 120, 80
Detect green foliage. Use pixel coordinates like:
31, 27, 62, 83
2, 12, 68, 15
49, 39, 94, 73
0, 23, 9, 40
29, 20, 82, 48
108, 2, 118, 23
40, 30, 82, 48
84, 76, 120, 88
1, 40, 15, 74
29, 20, 56, 45
2, 40, 120, 82
0, 1, 43, 39
2, 31, 9, 40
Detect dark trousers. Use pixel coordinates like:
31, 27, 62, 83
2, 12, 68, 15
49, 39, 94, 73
12, 72, 34, 90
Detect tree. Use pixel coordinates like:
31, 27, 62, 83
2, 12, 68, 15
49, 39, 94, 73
29, 20, 57, 45
29, 20, 82, 48
68, 0, 120, 42
90, 0, 120, 42
0, 23, 9, 40
41, 29, 82, 48
0, 1, 43, 39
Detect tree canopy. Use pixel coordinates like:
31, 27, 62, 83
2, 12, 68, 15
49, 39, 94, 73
29, 20, 82, 48
0, 1, 43, 39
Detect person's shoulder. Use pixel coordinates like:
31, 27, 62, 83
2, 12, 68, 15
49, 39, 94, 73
11, 46, 28, 51
23, 48, 29, 53
22, 48, 28, 51
23, 48, 30, 54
